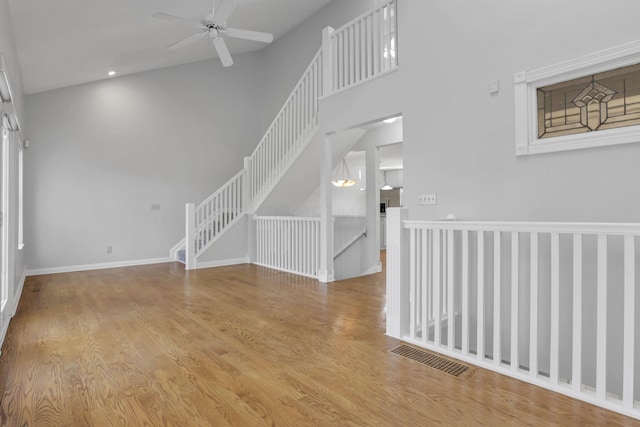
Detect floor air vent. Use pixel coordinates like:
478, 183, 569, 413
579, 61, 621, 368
391, 345, 469, 377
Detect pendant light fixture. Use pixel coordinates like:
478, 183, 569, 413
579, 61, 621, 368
381, 170, 393, 190
331, 158, 357, 188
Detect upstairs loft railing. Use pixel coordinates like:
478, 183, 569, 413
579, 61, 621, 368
324, 0, 398, 95
386, 208, 640, 420
183, 0, 399, 269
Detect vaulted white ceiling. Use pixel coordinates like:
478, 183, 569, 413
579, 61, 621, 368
7, 0, 332, 94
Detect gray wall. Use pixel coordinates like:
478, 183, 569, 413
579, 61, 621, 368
394, 0, 640, 396
24, 54, 263, 270
400, 0, 640, 222
1, 0, 23, 120
22, 0, 384, 272
259, 0, 377, 132
307, 0, 640, 395
24, 0, 640, 266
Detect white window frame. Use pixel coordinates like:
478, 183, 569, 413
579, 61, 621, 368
514, 39, 640, 156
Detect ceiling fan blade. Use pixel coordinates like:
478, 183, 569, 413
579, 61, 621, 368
226, 28, 274, 44
152, 12, 201, 29
213, 37, 233, 67
168, 33, 206, 50
212, 0, 237, 26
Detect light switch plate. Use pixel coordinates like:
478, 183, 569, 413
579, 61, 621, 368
418, 194, 437, 205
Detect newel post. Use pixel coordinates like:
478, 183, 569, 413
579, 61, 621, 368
185, 203, 196, 271
243, 156, 251, 213
318, 135, 334, 283
322, 26, 334, 97
386, 208, 409, 339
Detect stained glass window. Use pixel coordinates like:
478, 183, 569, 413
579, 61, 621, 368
537, 63, 640, 139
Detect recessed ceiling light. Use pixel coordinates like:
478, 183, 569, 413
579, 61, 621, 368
383, 117, 398, 124
108, 71, 116, 77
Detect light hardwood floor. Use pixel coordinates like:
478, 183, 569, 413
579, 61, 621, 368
0, 260, 638, 426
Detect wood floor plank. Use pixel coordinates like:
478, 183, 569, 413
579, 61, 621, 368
0, 260, 638, 426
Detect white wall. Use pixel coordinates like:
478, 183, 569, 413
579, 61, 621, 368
392, 0, 640, 396
260, 0, 377, 131
400, 0, 640, 223
24, 54, 263, 271
304, 0, 640, 396
21, 0, 382, 272
1, 0, 23, 120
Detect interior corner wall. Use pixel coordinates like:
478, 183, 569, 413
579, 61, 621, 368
259, 0, 377, 132
1, 0, 25, 279
1, 0, 24, 121
24, 54, 263, 271
0, 0, 26, 342
399, 0, 640, 223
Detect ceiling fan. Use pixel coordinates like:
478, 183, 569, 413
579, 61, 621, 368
153, 0, 274, 67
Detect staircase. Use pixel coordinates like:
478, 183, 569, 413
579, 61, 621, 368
171, 0, 398, 271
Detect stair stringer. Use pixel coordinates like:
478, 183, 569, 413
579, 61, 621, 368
192, 126, 323, 267
192, 213, 249, 269
169, 238, 186, 262
250, 124, 322, 215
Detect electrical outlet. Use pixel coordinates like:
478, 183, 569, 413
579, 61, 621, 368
418, 194, 437, 205
107, 246, 113, 254
151, 204, 160, 211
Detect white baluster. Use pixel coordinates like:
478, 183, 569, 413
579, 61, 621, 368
493, 231, 501, 367
596, 234, 607, 400
461, 230, 469, 355
322, 27, 334, 95
412, 228, 422, 342
571, 233, 582, 391
623, 235, 635, 408
409, 230, 419, 339
373, 10, 380, 75
433, 229, 441, 346
447, 229, 454, 351
355, 21, 361, 82
530, 232, 538, 378
550, 233, 560, 384
477, 231, 485, 360
185, 203, 196, 270
511, 231, 519, 372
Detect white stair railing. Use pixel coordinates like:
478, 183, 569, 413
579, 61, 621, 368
182, 1, 400, 269
255, 216, 321, 279
247, 50, 323, 209
324, 0, 398, 95
386, 208, 640, 420
185, 170, 245, 268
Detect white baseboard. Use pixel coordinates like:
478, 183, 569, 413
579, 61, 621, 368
0, 320, 8, 357
363, 262, 383, 276
318, 271, 335, 283
196, 257, 249, 269
26, 257, 173, 276
11, 269, 26, 316
0, 269, 28, 355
